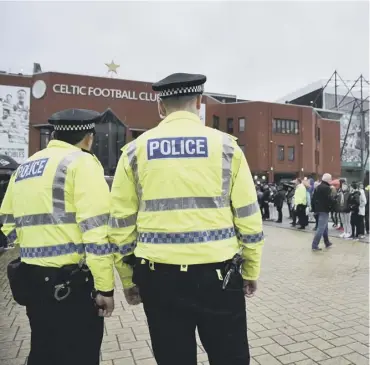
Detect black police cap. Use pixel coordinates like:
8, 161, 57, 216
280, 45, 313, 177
152, 73, 207, 99
48, 109, 101, 132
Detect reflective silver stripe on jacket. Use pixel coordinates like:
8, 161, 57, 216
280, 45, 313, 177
15, 212, 76, 227
140, 196, 229, 212
108, 214, 137, 228
127, 141, 143, 202
221, 134, 234, 197
15, 151, 85, 228
79, 213, 109, 233
233, 201, 260, 218
139, 134, 235, 212
0, 214, 15, 225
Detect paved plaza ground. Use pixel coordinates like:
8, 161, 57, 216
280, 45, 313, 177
0, 225, 369, 365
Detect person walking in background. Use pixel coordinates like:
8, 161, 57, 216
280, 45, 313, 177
336, 178, 347, 232
365, 181, 369, 235
294, 178, 307, 230
358, 182, 367, 239
262, 184, 270, 220
274, 184, 285, 223
269, 184, 277, 221
349, 182, 361, 240
312, 181, 320, 231
330, 185, 339, 228
338, 182, 352, 239
304, 181, 311, 228
311, 173, 333, 251
286, 187, 294, 219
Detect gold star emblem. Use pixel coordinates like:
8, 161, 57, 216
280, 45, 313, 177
105, 60, 120, 74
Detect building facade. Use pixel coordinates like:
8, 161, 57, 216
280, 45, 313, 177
0, 71, 340, 180
279, 79, 369, 181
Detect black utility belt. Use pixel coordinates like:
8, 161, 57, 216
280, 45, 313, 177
136, 253, 244, 290
7, 259, 91, 306
136, 258, 231, 273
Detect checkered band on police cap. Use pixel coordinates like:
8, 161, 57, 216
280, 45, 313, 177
54, 123, 95, 131
159, 84, 204, 98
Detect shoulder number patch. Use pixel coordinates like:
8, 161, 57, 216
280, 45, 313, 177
147, 137, 208, 160
15, 158, 49, 183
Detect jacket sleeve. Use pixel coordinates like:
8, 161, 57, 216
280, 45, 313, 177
230, 145, 264, 281
74, 155, 114, 294
0, 174, 18, 245
108, 144, 138, 289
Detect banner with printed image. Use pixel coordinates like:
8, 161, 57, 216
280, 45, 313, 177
0, 85, 30, 163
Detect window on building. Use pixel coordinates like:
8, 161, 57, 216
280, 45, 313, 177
40, 128, 52, 150
286, 120, 292, 134
238, 118, 245, 132
288, 146, 295, 161
273, 119, 299, 134
317, 127, 321, 141
281, 120, 286, 134
131, 130, 144, 139
227, 118, 233, 134
315, 150, 320, 165
213, 115, 220, 130
277, 145, 285, 161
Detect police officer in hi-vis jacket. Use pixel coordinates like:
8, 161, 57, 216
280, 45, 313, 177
1, 109, 115, 365
109, 73, 264, 365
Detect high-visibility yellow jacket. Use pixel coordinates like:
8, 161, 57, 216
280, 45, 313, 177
0, 140, 114, 293
109, 111, 264, 287
294, 184, 307, 206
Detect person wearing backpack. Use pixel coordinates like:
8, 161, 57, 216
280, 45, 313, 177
338, 182, 351, 239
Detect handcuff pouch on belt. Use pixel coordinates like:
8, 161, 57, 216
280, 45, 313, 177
222, 252, 244, 290
54, 259, 90, 302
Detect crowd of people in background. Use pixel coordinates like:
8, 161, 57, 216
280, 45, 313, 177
255, 174, 370, 242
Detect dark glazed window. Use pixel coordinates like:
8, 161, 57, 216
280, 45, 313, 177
288, 146, 295, 161
213, 115, 220, 130
277, 145, 285, 161
40, 128, 51, 150
238, 118, 245, 132
227, 118, 233, 134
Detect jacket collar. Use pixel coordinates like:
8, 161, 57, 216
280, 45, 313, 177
47, 140, 81, 150
159, 111, 202, 126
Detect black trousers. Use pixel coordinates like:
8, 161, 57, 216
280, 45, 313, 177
351, 212, 361, 238
291, 208, 297, 225
133, 260, 249, 365
358, 215, 365, 235
365, 211, 369, 234
296, 204, 307, 227
276, 206, 283, 222
23, 264, 104, 365
262, 202, 270, 219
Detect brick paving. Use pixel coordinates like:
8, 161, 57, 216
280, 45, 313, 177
0, 225, 369, 365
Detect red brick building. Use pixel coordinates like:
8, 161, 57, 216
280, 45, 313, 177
0, 71, 341, 180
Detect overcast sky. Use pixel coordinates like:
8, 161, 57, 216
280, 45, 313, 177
0, 1, 368, 101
